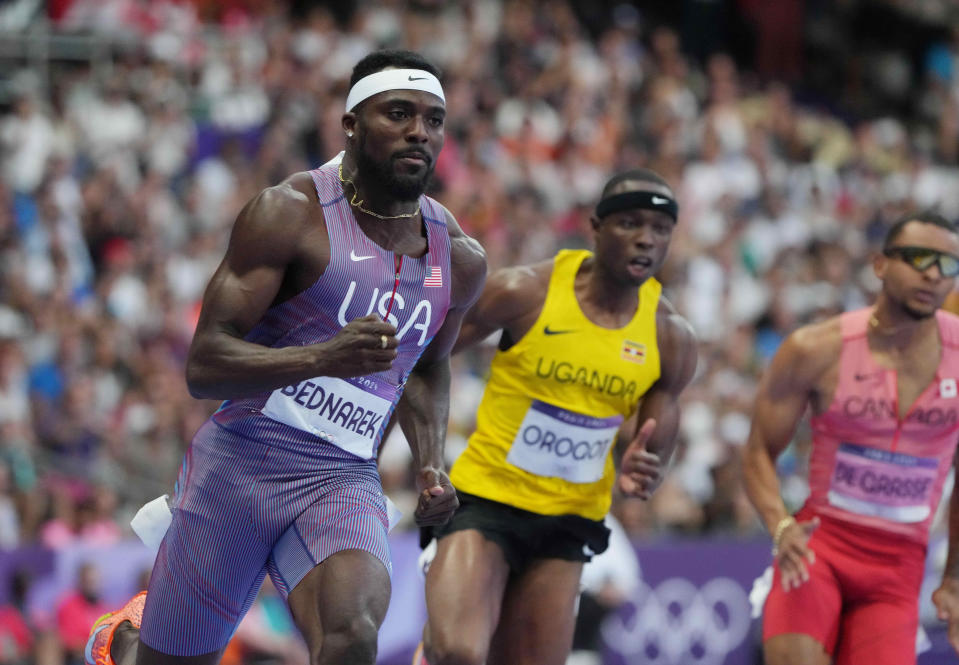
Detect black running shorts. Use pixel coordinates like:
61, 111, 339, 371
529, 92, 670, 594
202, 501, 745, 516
427, 491, 611, 574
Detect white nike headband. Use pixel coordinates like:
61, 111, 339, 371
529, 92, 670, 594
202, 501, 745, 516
345, 68, 445, 112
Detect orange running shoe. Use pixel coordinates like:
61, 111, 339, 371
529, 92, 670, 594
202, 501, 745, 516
84, 591, 147, 665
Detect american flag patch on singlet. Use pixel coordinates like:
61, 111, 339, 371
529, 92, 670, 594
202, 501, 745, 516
424, 266, 443, 287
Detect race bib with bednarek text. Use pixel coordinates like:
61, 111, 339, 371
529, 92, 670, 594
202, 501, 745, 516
506, 400, 623, 483
827, 442, 938, 523
262, 376, 393, 459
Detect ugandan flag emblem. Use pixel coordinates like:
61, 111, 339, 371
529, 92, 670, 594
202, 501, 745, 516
621, 340, 646, 364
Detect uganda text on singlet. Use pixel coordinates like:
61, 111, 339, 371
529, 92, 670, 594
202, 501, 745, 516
210, 162, 452, 459
450, 249, 662, 520
805, 307, 959, 544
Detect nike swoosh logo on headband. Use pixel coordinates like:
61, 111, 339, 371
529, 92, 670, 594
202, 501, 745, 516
652, 196, 669, 204
408, 76, 427, 81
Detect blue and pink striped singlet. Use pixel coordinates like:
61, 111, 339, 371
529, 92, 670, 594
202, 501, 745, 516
214, 164, 453, 459
139, 163, 452, 656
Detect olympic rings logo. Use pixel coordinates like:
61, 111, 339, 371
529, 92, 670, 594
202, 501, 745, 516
601, 577, 752, 665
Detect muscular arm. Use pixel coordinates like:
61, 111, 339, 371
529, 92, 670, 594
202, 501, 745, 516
393, 212, 487, 524
932, 450, 959, 653
616, 305, 697, 498
742, 324, 833, 535
943, 456, 959, 580
742, 323, 839, 591
452, 261, 552, 354
396, 226, 487, 468
632, 308, 697, 461
185, 175, 397, 399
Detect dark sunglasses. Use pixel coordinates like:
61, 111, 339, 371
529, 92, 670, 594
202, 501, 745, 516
883, 246, 959, 278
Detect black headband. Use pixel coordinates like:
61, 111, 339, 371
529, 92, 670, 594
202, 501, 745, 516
595, 191, 678, 221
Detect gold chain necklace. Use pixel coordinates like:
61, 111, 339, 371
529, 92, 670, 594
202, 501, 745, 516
338, 164, 420, 220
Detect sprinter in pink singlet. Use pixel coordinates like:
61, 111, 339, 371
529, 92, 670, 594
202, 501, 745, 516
83, 49, 487, 665
743, 212, 959, 665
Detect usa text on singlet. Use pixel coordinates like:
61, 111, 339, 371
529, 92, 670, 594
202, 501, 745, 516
211, 161, 452, 459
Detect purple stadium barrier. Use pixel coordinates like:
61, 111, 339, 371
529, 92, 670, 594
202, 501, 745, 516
1, 533, 954, 664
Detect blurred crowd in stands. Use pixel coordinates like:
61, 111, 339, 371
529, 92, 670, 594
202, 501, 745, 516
2, 0, 959, 662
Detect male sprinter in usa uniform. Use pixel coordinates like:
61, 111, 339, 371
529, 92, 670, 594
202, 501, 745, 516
744, 212, 959, 665
418, 169, 698, 665
84, 49, 486, 665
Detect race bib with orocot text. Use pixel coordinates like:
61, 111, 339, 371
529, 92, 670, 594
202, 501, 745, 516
506, 400, 622, 484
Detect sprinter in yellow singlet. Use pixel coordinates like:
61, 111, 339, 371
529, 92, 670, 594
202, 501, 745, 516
417, 169, 698, 665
